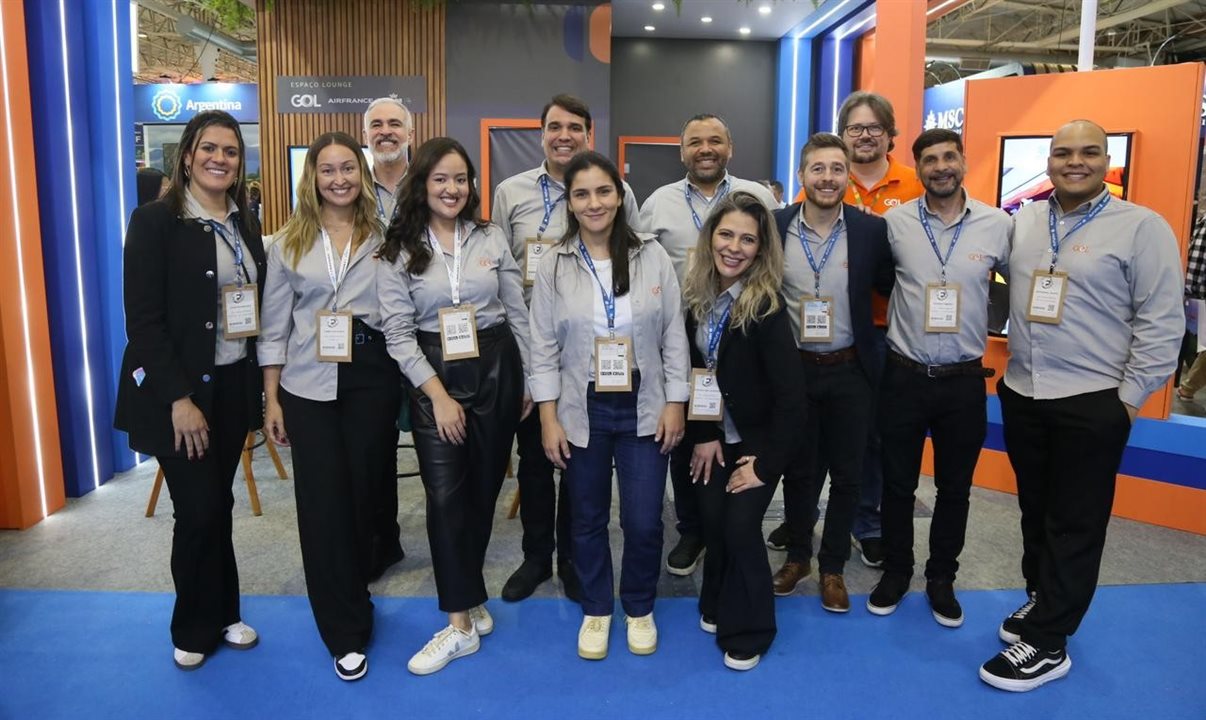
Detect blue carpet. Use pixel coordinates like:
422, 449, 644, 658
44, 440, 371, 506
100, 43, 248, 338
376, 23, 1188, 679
1, 584, 1202, 719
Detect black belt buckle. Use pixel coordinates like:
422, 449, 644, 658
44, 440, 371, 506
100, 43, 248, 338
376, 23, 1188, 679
926, 363, 939, 378
354, 331, 368, 345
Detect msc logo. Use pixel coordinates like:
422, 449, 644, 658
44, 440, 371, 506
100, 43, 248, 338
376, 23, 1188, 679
151, 88, 182, 121
290, 94, 321, 108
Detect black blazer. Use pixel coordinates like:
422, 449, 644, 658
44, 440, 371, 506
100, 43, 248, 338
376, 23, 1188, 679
774, 202, 894, 382
685, 297, 807, 485
114, 199, 267, 457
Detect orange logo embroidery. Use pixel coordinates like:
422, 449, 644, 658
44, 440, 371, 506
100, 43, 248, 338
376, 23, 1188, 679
651, 285, 662, 296
1071, 244, 1089, 254
967, 252, 986, 262
479, 257, 497, 268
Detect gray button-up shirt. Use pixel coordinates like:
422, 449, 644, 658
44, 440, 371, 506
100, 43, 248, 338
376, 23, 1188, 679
492, 162, 641, 303
885, 193, 1011, 365
258, 231, 384, 402
1004, 189, 1184, 407
783, 207, 853, 352
183, 188, 258, 365
692, 281, 743, 444
378, 221, 531, 390
529, 234, 690, 448
639, 173, 778, 284
371, 165, 404, 225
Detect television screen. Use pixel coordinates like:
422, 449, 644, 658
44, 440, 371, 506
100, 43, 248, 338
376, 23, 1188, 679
997, 133, 1132, 215
288, 145, 375, 209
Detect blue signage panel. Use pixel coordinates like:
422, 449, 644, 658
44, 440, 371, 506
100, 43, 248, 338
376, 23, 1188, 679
132, 82, 259, 124
923, 81, 966, 134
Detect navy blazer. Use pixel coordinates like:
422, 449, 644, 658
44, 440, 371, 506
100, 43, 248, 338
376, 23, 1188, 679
774, 202, 894, 382
114, 198, 267, 457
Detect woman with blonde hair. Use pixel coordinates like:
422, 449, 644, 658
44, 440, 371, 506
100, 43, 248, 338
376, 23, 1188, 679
681, 190, 806, 671
258, 131, 399, 681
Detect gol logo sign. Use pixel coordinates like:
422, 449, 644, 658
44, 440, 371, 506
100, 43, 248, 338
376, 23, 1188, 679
291, 94, 321, 108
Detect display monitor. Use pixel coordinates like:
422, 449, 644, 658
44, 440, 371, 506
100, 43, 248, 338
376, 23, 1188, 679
288, 145, 375, 209
997, 133, 1133, 215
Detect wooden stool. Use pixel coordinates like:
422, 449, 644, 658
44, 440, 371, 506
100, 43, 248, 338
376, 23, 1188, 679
145, 430, 289, 518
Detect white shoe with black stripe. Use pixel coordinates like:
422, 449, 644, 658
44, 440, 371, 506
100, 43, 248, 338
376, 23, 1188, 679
979, 641, 1071, 692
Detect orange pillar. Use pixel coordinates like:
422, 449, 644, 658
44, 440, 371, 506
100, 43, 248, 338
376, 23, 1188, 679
0, 1, 67, 529
869, 1, 926, 150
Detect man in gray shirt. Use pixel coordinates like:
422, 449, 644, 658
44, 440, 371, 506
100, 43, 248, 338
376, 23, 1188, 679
867, 129, 1010, 628
980, 120, 1183, 692
637, 113, 776, 576
364, 96, 413, 224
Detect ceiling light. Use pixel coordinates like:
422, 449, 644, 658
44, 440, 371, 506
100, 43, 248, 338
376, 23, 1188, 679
644, 25, 655, 31
652, 2, 665, 9
739, 27, 752, 35
759, 5, 772, 14
137, 32, 147, 38
701, 16, 713, 23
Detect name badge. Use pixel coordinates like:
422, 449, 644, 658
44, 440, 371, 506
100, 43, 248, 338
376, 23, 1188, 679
687, 368, 723, 421
1026, 270, 1068, 324
317, 311, 353, 362
925, 283, 961, 333
524, 237, 552, 287
439, 305, 480, 360
800, 296, 834, 343
594, 336, 633, 392
222, 283, 259, 339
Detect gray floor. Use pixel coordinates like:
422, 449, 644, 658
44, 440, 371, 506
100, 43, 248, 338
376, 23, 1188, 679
2, 436, 1205, 602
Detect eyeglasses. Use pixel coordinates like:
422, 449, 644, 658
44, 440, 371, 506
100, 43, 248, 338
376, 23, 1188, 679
843, 123, 886, 138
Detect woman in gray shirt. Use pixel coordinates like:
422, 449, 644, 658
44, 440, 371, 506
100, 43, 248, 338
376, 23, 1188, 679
529, 151, 690, 661
378, 137, 531, 676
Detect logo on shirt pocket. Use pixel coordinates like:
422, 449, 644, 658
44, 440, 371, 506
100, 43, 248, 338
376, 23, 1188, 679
651, 285, 662, 296
1071, 244, 1090, 254
479, 257, 498, 269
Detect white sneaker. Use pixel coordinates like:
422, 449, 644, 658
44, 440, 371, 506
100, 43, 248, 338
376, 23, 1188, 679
222, 621, 259, 650
334, 651, 367, 681
724, 651, 761, 671
626, 613, 657, 655
469, 605, 494, 636
173, 647, 205, 671
407, 624, 480, 676
577, 615, 611, 660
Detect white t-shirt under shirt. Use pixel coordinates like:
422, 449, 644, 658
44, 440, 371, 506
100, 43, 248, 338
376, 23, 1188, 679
587, 258, 638, 377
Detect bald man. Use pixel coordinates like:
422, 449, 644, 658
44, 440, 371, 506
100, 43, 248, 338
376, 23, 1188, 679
980, 120, 1183, 692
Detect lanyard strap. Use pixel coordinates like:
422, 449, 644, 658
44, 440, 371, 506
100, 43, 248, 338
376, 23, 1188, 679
848, 181, 885, 212
208, 220, 247, 286
428, 223, 465, 305
538, 175, 566, 238
1047, 193, 1110, 272
374, 185, 391, 222
706, 301, 733, 370
918, 201, 966, 285
321, 227, 353, 312
578, 240, 616, 335
798, 213, 842, 298
685, 178, 731, 231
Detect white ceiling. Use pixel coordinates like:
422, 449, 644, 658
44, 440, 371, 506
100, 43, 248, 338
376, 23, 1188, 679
611, 0, 820, 40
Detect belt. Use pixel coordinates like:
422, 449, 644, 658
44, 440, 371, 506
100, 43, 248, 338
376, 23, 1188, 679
887, 350, 995, 378
800, 346, 858, 366
352, 319, 382, 345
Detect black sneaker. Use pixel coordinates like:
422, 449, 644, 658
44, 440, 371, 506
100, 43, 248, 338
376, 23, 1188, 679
334, 651, 368, 682
666, 535, 705, 576
723, 651, 760, 671
867, 572, 910, 616
765, 524, 788, 551
999, 591, 1038, 644
926, 579, 964, 628
557, 560, 582, 604
500, 560, 552, 602
857, 536, 885, 568
979, 641, 1070, 692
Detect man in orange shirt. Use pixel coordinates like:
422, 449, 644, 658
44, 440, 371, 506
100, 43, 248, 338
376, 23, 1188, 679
772, 92, 923, 593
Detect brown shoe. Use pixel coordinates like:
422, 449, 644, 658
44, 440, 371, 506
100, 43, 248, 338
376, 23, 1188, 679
773, 561, 810, 596
820, 573, 850, 613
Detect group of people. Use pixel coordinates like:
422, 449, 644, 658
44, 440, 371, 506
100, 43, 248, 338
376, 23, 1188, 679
115, 88, 1185, 692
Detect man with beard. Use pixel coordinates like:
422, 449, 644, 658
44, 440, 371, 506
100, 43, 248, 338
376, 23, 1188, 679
866, 129, 1010, 628
638, 113, 777, 576
491, 94, 639, 603
363, 96, 413, 224
979, 120, 1182, 692
771, 133, 893, 612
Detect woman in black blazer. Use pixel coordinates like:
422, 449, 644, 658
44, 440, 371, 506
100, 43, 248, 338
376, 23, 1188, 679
114, 110, 266, 671
681, 191, 806, 671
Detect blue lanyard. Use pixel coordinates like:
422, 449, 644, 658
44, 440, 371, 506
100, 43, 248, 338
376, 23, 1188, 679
539, 175, 566, 238
208, 220, 247, 286
918, 200, 966, 285
1047, 193, 1109, 272
578, 240, 616, 336
798, 213, 842, 298
705, 301, 733, 370
685, 178, 730, 231
374, 184, 391, 222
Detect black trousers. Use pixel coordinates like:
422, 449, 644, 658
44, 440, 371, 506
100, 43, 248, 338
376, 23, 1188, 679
280, 335, 401, 656
371, 421, 403, 571
697, 442, 778, 656
781, 360, 873, 574
998, 380, 1132, 649
413, 324, 522, 613
515, 410, 572, 566
158, 362, 251, 653
669, 440, 701, 537
879, 361, 986, 582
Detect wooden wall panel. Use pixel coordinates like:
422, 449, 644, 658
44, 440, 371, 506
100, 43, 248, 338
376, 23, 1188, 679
256, 0, 446, 233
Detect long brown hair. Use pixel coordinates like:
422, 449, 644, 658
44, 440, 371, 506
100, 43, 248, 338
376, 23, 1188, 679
559, 151, 640, 297
163, 110, 250, 222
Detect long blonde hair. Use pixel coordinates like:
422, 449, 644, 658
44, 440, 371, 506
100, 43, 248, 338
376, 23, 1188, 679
277, 132, 379, 268
682, 191, 784, 332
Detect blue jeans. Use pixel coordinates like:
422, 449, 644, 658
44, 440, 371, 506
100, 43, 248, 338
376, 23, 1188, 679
565, 377, 668, 618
